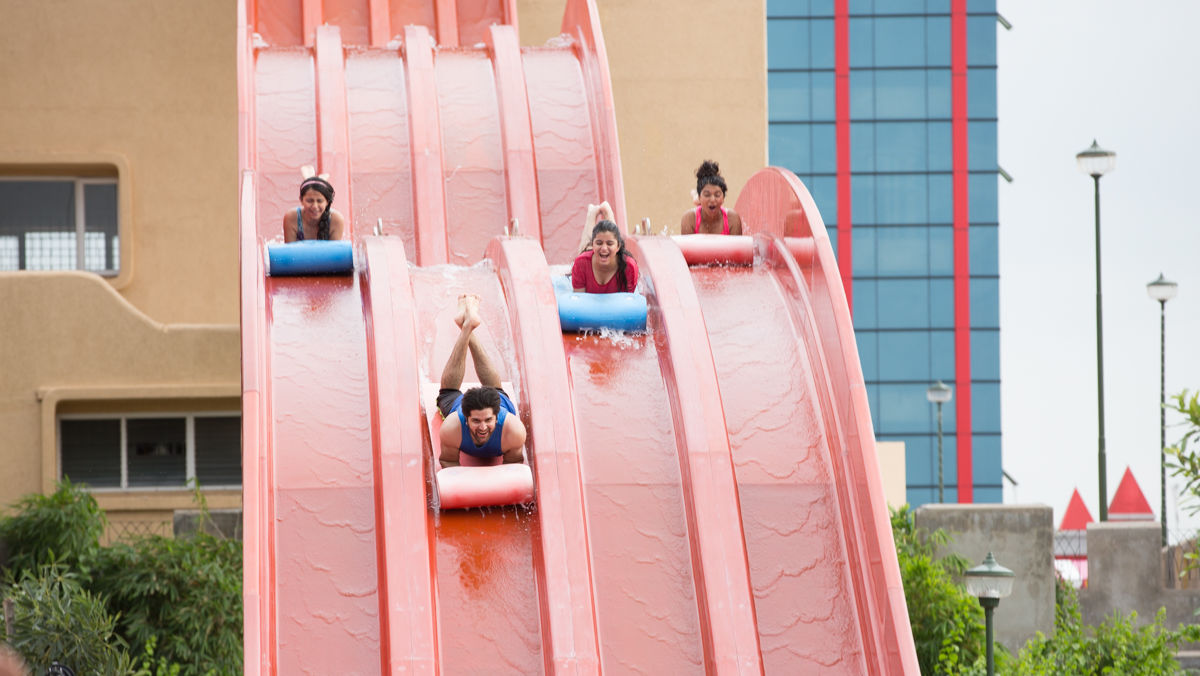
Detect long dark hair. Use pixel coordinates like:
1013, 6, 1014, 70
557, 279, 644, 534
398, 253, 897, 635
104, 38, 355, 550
299, 177, 335, 240
586, 220, 633, 292
695, 159, 727, 197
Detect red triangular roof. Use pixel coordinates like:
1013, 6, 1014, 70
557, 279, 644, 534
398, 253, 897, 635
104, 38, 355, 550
1060, 488, 1094, 531
1108, 467, 1155, 520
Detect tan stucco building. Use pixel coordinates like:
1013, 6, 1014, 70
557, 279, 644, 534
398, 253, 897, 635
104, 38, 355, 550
0, 0, 766, 534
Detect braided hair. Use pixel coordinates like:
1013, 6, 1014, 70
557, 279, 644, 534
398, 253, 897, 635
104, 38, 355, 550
586, 220, 633, 292
694, 159, 727, 197
299, 177, 335, 240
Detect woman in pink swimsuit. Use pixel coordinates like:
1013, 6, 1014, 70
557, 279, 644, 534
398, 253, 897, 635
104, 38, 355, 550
679, 159, 744, 236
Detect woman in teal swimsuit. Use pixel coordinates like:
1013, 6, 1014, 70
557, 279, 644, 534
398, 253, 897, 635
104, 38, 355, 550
283, 173, 346, 242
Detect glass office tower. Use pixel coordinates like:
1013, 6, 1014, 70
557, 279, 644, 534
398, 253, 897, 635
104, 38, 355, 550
767, 0, 1001, 505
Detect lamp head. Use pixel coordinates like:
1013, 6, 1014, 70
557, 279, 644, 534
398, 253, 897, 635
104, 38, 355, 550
1147, 273, 1178, 303
1076, 139, 1116, 177
926, 380, 953, 404
965, 551, 1015, 600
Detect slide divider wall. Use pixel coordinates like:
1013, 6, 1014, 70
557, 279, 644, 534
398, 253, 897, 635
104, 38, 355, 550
486, 24, 542, 243
238, 170, 277, 675
403, 25, 450, 265
486, 237, 602, 674
625, 236, 764, 673
315, 26, 353, 235
361, 236, 440, 674
561, 0, 627, 229
434, 0, 459, 47
302, 0, 320, 46
368, 0, 390, 47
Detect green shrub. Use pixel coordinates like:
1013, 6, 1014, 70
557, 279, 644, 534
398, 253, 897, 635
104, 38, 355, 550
3, 566, 131, 675
1008, 576, 1200, 675
90, 528, 242, 676
891, 506, 988, 675
0, 478, 105, 579
130, 636, 183, 676
1, 480, 241, 676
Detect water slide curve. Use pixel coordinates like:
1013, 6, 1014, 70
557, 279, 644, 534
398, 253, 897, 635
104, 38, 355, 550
237, 0, 918, 672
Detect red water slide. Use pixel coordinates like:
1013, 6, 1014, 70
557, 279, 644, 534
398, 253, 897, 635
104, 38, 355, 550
238, 0, 918, 672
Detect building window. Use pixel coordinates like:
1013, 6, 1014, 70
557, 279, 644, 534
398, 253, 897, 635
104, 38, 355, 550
0, 177, 119, 274
59, 414, 241, 489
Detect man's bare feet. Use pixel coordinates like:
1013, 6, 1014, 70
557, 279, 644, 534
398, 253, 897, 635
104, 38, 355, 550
454, 294, 482, 331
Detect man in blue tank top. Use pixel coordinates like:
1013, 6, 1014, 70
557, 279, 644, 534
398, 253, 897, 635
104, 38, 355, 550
436, 294, 527, 467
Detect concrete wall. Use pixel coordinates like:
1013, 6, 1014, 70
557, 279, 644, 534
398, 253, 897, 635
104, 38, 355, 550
1081, 521, 1200, 628
915, 504, 1056, 652
519, 0, 768, 234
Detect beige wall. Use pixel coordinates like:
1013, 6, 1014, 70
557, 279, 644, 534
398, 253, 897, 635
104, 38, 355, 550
519, 0, 767, 234
0, 0, 239, 325
0, 1, 240, 512
0, 272, 239, 508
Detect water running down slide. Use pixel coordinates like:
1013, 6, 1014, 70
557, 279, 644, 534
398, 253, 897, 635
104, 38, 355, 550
238, 0, 918, 672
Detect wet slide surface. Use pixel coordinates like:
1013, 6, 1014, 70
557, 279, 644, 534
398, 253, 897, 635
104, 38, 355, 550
408, 266, 544, 674
693, 265, 866, 672
239, 0, 918, 672
264, 275, 381, 673
563, 331, 706, 671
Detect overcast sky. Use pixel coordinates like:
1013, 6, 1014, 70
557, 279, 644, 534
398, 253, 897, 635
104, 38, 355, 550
997, 0, 1200, 537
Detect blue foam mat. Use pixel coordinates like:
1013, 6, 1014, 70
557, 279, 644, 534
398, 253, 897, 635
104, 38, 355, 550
266, 240, 354, 276
552, 274, 647, 332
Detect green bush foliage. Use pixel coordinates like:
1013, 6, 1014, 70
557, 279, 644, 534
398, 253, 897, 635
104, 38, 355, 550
91, 529, 242, 675
4, 566, 131, 674
890, 506, 987, 675
0, 481, 240, 676
0, 477, 105, 578
1009, 576, 1200, 675
131, 636, 183, 676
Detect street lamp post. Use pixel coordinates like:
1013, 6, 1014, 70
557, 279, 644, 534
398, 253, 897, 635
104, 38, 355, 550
965, 552, 1016, 676
1147, 273, 1178, 547
927, 381, 953, 503
1077, 140, 1117, 520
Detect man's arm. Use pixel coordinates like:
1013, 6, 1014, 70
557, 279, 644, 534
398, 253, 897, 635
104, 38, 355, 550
438, 416, 461, 467
501, 414, 527, 464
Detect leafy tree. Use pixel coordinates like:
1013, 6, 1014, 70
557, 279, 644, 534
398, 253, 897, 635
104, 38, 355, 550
1167, 389, 1200, 511
1166, 389, 1200, 573
891, 506, 989, 674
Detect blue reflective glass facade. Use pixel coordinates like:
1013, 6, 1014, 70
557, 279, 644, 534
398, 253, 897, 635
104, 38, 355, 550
767, 0, 1001, 506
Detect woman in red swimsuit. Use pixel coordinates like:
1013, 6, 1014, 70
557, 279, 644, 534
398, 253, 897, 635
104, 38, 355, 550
572, 201, 639, 294
679, 159, 744, 236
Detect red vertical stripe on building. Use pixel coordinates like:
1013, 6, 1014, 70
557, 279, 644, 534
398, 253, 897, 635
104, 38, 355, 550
835, 0, 852, 311
951, 0, 973, 502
